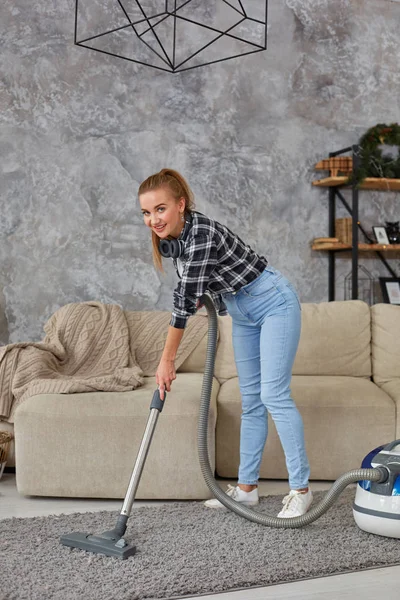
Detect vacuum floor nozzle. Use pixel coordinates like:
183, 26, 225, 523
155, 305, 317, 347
60, 532, 136, 559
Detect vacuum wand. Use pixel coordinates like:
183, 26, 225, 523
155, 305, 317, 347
120, 388, 165, 518
60, 388, 166, 559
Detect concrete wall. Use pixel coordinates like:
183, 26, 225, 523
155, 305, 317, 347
1, 0, 400, 343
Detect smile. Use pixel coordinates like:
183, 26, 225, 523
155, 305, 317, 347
153, 224, 166, 233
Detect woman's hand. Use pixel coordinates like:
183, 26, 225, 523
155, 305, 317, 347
156, 358, 176, 400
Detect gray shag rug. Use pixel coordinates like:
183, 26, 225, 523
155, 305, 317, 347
1, 489, 400, 600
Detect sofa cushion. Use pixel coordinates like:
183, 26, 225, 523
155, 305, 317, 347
180, 314, 239, 379
213, 316, 237, 380
125, 310, 208, 376
216, 375, 395, 480
212, 301, 371, 380
371, 304, 400, 384
178, 332, 208, 373
14, 374, 219, 500
293, 301, 371, 377
375, 380, 400, 438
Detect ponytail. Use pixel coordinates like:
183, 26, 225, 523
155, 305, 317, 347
138, 169, 195, 271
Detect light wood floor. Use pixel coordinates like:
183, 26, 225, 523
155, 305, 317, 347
1, 473, 399, 600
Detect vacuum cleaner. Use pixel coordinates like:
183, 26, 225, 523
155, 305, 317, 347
353, 441, 400, 538
60, 293, 400, 559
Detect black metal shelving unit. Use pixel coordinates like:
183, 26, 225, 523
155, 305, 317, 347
317, 144, 399, 301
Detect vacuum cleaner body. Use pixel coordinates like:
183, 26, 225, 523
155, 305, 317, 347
353, 441, 400, 538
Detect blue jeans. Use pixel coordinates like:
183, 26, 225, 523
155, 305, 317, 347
222, 267, 310, 489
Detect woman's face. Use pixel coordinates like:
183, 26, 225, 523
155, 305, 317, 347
139, 187, 185, 239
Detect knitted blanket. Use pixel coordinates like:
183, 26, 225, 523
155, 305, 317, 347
0, 302, 208, 423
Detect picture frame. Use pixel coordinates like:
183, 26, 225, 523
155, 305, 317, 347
379, 278, 400, 305
373, 226, 390, 245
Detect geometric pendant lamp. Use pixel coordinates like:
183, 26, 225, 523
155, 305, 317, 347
74, 0, 268, 73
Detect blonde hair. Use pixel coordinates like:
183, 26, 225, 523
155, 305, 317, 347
138, 168, 195, 271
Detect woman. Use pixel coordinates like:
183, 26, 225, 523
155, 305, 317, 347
138, 168, 312, 518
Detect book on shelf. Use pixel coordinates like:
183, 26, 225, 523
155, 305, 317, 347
335, 218, 352, 244
313, 237, 340, 243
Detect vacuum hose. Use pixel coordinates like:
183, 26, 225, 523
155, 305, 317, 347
197, 294, 387, 528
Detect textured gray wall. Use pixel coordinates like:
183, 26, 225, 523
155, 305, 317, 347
1, 0, 400, 344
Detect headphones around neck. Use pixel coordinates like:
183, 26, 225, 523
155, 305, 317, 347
159, 238, 185, 259
158, 213, 192, 259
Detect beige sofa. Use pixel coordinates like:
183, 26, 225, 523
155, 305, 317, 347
3, 300, 400, 499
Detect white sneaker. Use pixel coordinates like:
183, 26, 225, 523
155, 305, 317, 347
204, 484, 259, 509
277, 488, 313, 518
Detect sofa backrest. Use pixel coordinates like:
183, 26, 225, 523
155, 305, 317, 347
125, 310, 209, 376
293, 300, 371, 377
178, 312, 234, 376
371, 304, 400, 384
178, 333, 208, 373
212, 300, 372, 380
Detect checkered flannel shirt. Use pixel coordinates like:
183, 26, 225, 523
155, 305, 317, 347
170, 211, 268, 328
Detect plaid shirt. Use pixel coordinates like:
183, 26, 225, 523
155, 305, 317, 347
170, 211, 268, 328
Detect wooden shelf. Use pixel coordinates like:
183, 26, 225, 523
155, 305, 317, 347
312, 243, 400, 251
312, 177, 400, 190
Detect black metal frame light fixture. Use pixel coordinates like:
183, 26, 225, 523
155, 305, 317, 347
74, 0, 268, 73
